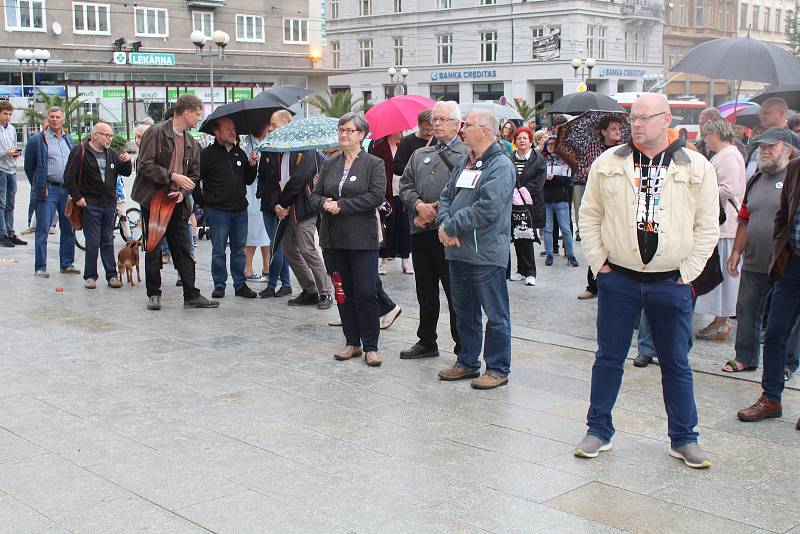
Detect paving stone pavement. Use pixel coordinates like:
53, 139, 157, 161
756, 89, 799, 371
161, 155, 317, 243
1, 178, 799, 533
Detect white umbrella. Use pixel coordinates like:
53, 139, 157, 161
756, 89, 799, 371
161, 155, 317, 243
460, 102, 522, 123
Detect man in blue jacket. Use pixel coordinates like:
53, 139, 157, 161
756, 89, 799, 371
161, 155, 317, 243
24, 106, 77, 278
436, 108, 515, 389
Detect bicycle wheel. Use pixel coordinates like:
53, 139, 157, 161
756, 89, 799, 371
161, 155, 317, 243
125, 208, 143, 242
74, 228, 86, 251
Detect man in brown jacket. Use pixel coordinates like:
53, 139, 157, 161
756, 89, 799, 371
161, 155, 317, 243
738, 155, 800, 431
131, 94, 218, 311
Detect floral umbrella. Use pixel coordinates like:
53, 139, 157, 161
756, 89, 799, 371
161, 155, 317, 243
256, 117, 340, 153
555, 110, 631, 183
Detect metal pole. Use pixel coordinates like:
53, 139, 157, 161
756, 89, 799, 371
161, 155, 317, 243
31, 64, 37, 115
18, 62, 24, 99
209, 52, 215, 111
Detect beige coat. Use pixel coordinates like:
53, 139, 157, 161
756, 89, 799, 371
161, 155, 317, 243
579, 144, 720, 283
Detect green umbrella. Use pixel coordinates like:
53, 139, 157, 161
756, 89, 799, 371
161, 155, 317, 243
257, 117, 340, 153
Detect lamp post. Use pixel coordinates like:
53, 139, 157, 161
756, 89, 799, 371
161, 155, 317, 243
14, 49, 32, 102
30, 49, 50, 111
570, 57, 596, 93
191, 30, 229, 111
387, 67, 409, 97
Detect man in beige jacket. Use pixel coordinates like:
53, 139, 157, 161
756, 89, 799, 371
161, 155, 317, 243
574, 93, 719, 469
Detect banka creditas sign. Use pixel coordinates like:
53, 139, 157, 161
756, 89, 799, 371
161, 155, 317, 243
597, 67, 648, 78
431, 70, 498, 81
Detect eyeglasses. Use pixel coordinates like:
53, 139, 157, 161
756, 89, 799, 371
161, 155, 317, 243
337, 127, 360, 135
96, 132, 114, 138
463, 122, 486, 130
431, 117, 458, 124
626, 111, 667, 124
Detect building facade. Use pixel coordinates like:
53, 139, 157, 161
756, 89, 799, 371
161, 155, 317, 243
324, 0, 665, 112
1, 0, 332, 137
737, 0, 793, 96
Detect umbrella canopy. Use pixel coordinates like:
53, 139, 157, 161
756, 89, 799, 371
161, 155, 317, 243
256, 117, 340, 153
145, 190, 177, 253
364, 95, 436, 139
198, 85, 313, 135
670, 37, 800, 86
750, 84, 800, 110
554, 110, 631, 182
728, 105, 762, 129
459, 102, 522, 123
719, 101, 758, 121
547, 92, 625, 115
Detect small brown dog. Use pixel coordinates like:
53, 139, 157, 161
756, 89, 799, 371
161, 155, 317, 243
117, 240, 141, 287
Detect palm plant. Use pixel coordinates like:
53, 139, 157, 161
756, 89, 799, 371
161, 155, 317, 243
21, 93, 100, 132
306, 91, 366, 117
514, 99, 546, 123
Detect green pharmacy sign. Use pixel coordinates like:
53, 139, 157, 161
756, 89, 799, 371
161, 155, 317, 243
129, 53, 176, 66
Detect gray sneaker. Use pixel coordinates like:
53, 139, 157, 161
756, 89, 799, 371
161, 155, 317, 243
669, 442, 711, 469
147, 295, 161, 311
574, 435, 612, 458
34, 270, 49, 278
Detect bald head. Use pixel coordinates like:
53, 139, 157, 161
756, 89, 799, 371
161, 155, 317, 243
632, 93, 670, 115
629, 93, 672, 156
90, 122, 114, 150
268, 109, 293, 133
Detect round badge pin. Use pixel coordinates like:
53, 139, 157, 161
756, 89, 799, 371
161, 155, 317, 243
476, 161, 483, 168
423, 157, 431, 164
236, 160, 242, 166
350, 176, 357, 181
777, 182, 784, 189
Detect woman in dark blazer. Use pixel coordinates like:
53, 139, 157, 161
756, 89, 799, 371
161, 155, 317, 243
310, 112, 387, 367
510, 127, 546, 285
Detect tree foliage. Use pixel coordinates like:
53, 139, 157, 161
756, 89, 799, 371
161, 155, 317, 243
787, 2, 800, 56
21, 93, 100, 132
306, 91, 368, 117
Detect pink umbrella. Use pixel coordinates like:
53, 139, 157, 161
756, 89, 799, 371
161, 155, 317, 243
364, 95, 436, 139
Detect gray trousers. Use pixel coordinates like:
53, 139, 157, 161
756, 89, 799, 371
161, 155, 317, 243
282, 216, 331, 296
734, 269, 800, 371
573, 184, 585, 237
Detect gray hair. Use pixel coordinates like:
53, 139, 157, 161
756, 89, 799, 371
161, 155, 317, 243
134, 123, 151, 138
47, 106, 65, 117
432, 101, 461, 122
338, 112, 369, 135
701, 118, 737, 144
700, 107, 722, 120
470, 108, 499, 135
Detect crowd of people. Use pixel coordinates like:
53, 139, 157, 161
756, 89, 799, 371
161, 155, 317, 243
3, 89, 800, 472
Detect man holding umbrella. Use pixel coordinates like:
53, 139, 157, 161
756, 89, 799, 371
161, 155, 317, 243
197, 116, 259, 299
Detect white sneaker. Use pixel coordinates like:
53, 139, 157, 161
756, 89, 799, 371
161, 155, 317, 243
525, 276, 537, 286
509, 273, 525, 281
378, 259, 389, 275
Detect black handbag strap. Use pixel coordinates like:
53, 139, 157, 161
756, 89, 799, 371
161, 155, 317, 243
436, 146, 454, 172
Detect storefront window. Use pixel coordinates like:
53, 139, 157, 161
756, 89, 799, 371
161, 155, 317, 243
473, 83, 503, 102
430, 84, 459, 103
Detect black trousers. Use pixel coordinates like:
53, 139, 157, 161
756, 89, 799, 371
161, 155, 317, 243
587, 267, 598, 295
322, 249, 395, 317
143, 207, 200, 300
411, 231, 461, 353
513, 239, 537, 278
328, 248, 380, 352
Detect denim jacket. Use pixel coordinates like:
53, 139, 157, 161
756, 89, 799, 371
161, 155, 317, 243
24, 130, 74, 200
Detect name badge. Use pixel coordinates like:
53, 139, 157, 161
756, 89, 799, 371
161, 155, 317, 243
423, 157, 431, 164
456, 169, 482, 189
350, 176, 357, 181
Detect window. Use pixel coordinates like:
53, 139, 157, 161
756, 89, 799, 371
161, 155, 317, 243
625, 31, 646, 62
473, 83, 503, 102
694, 0, 704, 25
330, 0, 338, 20
585, 25, 606, 60
331, 41, 340, 69
393, 37, 403, 66
393, 0, 401, 13
776, 9, 782, 33
5, 0, 46, 31
752, 5, 760, 30
73, 2, 109, 34
283, 18, 308, 43
437, 33, 453, 64
667, 45, 688, 67
764, 7, 771, 31
430, 84, 459, 103
480, 31, 497, 62
135, 7, 167, 37
480, 0, 496, 4
437, 0, 451, 8
740, 2, 748, 29
359, 38, 373, 67
359, 0, 371, 16
192, 11, 213, 39
669, 0, 686, 25
236, 14, 264, 42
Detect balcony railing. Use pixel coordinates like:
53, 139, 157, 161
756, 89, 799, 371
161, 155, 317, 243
186, 0, 225, 7
621, 0, 664, 20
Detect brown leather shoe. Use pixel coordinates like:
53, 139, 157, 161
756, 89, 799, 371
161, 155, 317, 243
737, 394, 782, 422
438, 364, 480, 381
334, 346, 362, 361
364, 351, 382, 367
471, 371, 509, 390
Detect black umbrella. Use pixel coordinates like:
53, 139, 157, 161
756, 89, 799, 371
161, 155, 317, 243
547, 91, 625, 115
750, 84, 800, 110
670, 37, 800, 86
199, 85, 314, 135
731, 104, 762, 129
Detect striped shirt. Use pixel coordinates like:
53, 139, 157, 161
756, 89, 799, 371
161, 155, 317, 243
46, 129, 70, 183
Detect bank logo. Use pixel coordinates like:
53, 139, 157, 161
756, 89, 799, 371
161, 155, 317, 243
431, 72, 439, 80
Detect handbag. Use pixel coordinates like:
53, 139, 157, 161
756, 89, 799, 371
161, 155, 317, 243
511, 187, 536, 241
64, 144, 86, 231
692, 244, 724, 296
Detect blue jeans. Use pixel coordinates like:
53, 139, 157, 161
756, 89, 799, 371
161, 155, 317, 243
589, 270, 698, 448
762, 255, 800, 403
82, 204, 117, 281
449, 260, 512, 377
0, 171, 16, 237
638, 299, 697, 359
34, 184, 75, 272
206, 207, 248, 290
263, 211, 291, 289
544, 202, 574, 258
